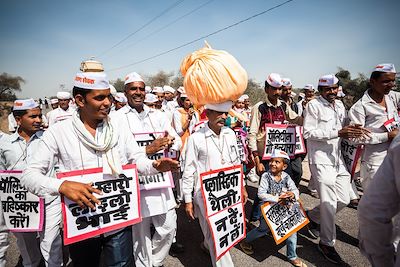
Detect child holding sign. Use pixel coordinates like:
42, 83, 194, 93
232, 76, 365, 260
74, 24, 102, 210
240, 149, 307, 267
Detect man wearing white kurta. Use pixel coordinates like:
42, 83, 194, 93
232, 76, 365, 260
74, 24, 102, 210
348, 63, 400, 190
358, 133, 400, 267
183, 101, 247, 267
46, 92, 74, 127
304, 74, 369, 264
21, 71, 178, 267
162, 85, 179, 124
0, 99, 62, 267
111, 72, 182, 267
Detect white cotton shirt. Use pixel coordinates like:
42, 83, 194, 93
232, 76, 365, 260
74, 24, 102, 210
303, 96, 347, 166
358, 133, 400, 267
182, 123, 241, 203
111, 104, 181, 217
348, 90, 400, 166
0, 131, 57, 203
21, 117, 157, 198
46, 107, 74, 127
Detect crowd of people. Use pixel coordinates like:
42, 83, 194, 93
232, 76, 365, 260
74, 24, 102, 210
0, 43, 399, 267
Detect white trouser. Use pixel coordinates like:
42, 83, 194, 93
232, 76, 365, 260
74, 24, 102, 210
308, 164, 351, 247
39, 197, 62, 267
307, 174, 317, 191
360, 162, 380, 191
14, 232, 42, 267
349, 180, 359, 200
193, 193, 234, 267
132, 209, 177, 267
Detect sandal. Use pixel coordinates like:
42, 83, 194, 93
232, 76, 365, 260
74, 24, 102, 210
239, 240, 254, 255
290, 258, 307, 267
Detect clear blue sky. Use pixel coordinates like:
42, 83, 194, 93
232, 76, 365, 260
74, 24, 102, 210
1, 0, 399, 98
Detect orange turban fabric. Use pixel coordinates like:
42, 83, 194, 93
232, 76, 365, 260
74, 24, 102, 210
180, 42, 248, 105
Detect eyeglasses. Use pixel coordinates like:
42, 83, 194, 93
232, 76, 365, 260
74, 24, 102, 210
128, 86, 145, 92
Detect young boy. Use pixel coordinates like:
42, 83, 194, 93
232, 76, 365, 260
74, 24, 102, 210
240, 149, 307, 267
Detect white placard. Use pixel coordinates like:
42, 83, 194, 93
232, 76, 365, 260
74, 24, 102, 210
208, 202, 246, 260
0, 171, 44, 232
200, 165, 243, 217
263, 124, 297, 160
261, 201, 309, 245
58, 164, 141, 245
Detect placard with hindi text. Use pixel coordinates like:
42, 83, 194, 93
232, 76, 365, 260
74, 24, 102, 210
0, 170, 44, 232
57, 164, 141, 245
263, 124, 297, 160
133, 132, 174, 190
261, 201, 309, 245
340, 139, 363, 178
200, 165, 245, 260
208, 202, 246, 260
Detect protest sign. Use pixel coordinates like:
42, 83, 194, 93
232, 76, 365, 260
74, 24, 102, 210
233, 129, 247, 163
340, 139, 363, 177
384, 118, 400, 132
208, 202, 246, 260
0, 170, 44, 232
200, 165, 243, 217
133, 132, 174, 190
200, 165, 245, 260
263, 124, 296, 160
57, 164, 141, 245
261, 201, 309, 245
294, 126, 306, 155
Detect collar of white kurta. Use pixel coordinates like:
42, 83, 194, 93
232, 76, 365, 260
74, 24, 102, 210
264, 96, 283, 108
123, 104, 152, 117
318, 95, 339, 107
72, 111, 122, 176
10, 131, 43, 144
204, 122, 231, 138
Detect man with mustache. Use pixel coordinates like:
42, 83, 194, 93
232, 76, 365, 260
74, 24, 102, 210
111, 72, 182, 267
248, 73, 302, 221
0, 99, 62, 266
304, 74, 369, 264
348, 63, 399, 190
21, 71, 178, 267
183, 101, 247, 267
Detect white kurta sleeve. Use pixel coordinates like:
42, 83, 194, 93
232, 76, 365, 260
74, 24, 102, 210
248, 103, 261, 154
172, 110, 184, 136
21, 131, 64, 197
348, 102, 389, 145
182, 135, 198, 203
358, 134, 400, 266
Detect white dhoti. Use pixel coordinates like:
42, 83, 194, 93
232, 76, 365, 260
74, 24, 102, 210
132, 208, 177, 267
193, 193, 234, 267
308, 164, 351, 247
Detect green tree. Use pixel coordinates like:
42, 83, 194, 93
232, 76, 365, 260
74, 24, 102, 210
170, 71, 184, 89
0, 73, 25, 100
145, 71, 173, 88
111, 78, 125, 92
244, 78, 264, 105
